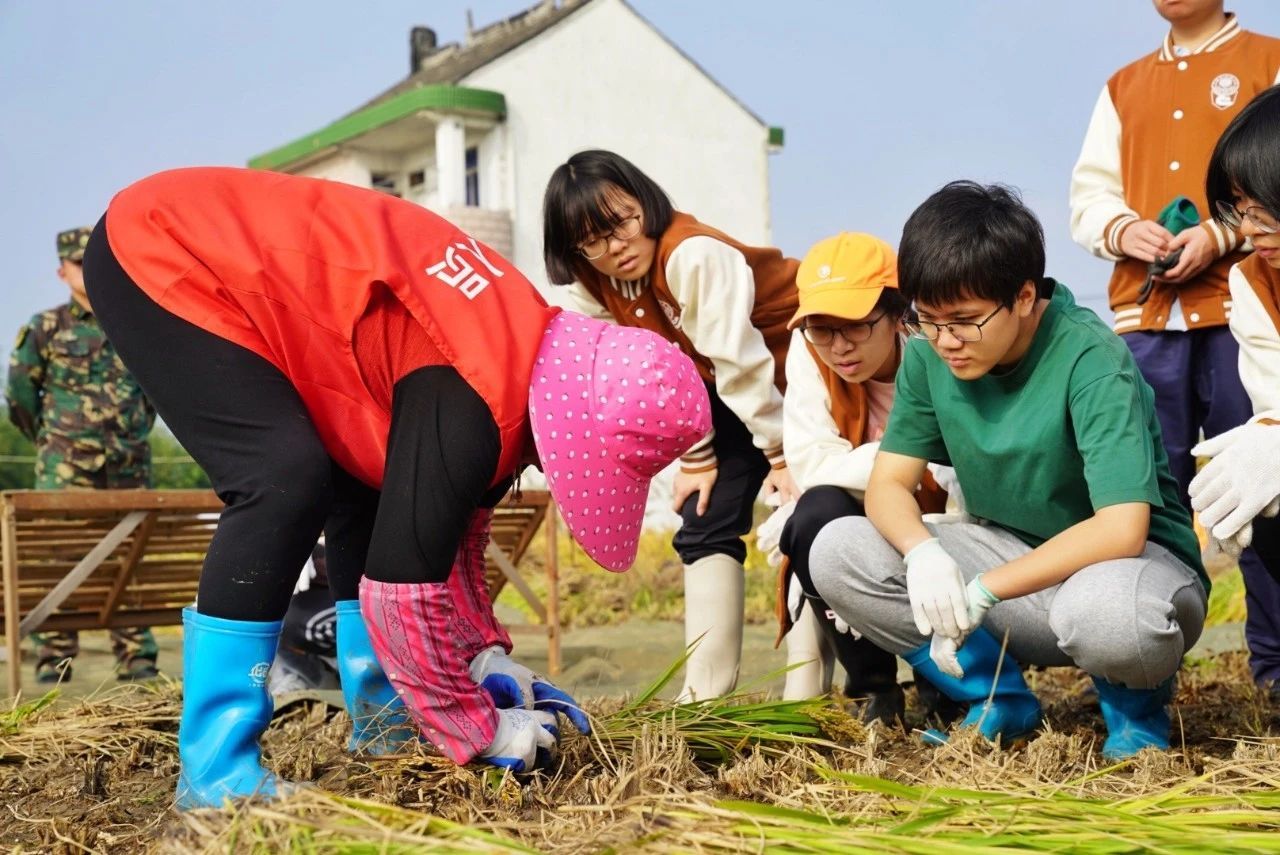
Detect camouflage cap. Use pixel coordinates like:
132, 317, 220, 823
57, 226, 93, 262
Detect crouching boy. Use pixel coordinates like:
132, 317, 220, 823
810, 181, 1209, 759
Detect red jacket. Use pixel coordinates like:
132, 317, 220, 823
105, 167, 557, 487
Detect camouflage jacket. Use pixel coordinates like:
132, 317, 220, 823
5, 301, 155, 488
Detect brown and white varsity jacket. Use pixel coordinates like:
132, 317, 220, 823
1069, 15, 1280, 333
562, 212, 799, 473
1228, 253, 1280, 423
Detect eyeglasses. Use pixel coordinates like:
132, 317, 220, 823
802, 312, 889, 346
905, 304, 1005, 342
1215, 200, 1280, 235
577, 216, 643, 260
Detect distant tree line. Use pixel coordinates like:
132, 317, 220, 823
0, 407, 211, 489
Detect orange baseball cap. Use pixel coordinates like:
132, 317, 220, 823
788, 232, 899, 329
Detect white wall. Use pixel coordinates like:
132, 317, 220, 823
298, 151, 372, 187
460, 0, 774, 297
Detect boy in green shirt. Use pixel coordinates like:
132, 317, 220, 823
809, 182, 1207, 759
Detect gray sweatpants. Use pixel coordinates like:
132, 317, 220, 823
809, 517, 1207, 690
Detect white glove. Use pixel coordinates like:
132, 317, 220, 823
904, 538, 970, 639
479, 708, 558, 773
925, 576, 999, 679
469, 645, 591, 734
929, 633, 964, 679
823, 603, 860, 639
926, 463, 965, 510
756, 500, 797, 569
1190, 423, 1280, 541
842, 441, 880, 495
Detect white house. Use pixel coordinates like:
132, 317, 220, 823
248, 0, 785, 295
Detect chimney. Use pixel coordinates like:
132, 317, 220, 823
410, 26, 438, 73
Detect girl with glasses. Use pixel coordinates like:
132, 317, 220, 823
771, 232, 959, 727
1192, 85, 1280, 695
542, 149, 800, 702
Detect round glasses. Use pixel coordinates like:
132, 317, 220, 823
577, 216, 643, 260
1215, 200, 1280, 235
904, 305, 1005, 342
802, 313, 888, 346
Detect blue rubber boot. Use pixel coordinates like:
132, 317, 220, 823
175, 608, 287, 810
1092, 675, 1173, 760
904, 627, 1042, 747
335, 600, 416, 754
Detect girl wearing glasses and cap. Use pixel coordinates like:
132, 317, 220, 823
1190, 86, 1280, 679
83, 166, 709, 808
766, 232, 955, 726
542, 149, 800, 702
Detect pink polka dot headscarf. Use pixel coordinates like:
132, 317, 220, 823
529, 311, 711, 571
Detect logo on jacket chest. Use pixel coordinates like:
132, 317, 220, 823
1210, 73, 1240, 109
426, 236, 504, 299
657, 298, 682, 329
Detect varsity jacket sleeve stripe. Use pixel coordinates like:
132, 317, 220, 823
665, 235, 785, 458
1228, 264, 1280, 422
557, 282, 613, 320
1070, 86, 1138, 262
782, 330, 863, 492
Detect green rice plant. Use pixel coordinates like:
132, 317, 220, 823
1206, 564, 1246, 626
0, 689, 57, 736
592, 645, 863, 763
646, 767, 1280, 853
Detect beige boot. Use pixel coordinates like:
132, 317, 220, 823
782, 600, 835, 700
676, 554, 744, 702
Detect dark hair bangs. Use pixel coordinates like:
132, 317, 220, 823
1207, 85, 1280, 224
898, 181, 1045, 308
542, 149, 674, 284
875, 287, 908, 317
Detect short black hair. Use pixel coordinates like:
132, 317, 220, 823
875, 286, 908, 318
1207, 84, 1280, 225
898, 181, 1045, 308
542, 149, 675, 285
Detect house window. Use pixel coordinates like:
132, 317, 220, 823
371, 172, 400, 198
464, 147, 480, 207
408, 169, 426, 188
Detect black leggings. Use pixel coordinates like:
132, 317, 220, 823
672, 382, 771, 564
83, 219, 502, 621
780, 485, 898, 695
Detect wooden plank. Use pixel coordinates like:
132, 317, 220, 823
3, 498, 21, 696
17, 511, 148, 636
99, 512, 158, 623
36, 607, 186, 632
545, 500, 561, 677
1, 490, 222, 513
486, 542, 546, 623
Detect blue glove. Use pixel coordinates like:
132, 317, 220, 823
479, 708, 558, 773
469, 645, 592, 735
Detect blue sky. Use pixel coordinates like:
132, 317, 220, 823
2, 0, 1278, 342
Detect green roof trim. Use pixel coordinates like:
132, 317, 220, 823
768, 126, 785, 148
248, 85, 507, 170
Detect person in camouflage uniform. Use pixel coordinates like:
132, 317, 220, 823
5, 226, 160, 683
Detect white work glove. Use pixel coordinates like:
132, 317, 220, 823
926, 576, 1000, 679
1190, 423, 1280, 541
926, 463, 965, 508
931, 578, 998, 675
903, 537, 971, 639
479, 708, 559, 773
469, 646, 591, 734
843, 440, 880, 495
756, 499, 797, 569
